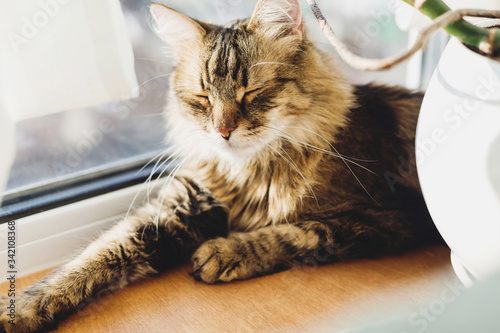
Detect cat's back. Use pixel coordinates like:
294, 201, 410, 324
350, 84, 423, 143
319, 84, 424, 200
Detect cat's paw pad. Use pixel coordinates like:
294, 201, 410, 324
191, 238, 250, 284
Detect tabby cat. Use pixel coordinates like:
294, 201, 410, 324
0, 0, 443, 331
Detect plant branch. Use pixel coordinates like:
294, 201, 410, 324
416, 0, 500, 54
306, 0, 500, 71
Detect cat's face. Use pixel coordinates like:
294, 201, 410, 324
151, 0, 312, 160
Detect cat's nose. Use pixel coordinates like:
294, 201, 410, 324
216, 126, 235, 140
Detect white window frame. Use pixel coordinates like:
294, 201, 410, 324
0, 182, 161, 277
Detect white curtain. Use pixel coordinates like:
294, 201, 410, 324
0, 0, 138, 199
0, 0, 138, 121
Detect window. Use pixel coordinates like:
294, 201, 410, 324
1, 0, 171, 221
1, 0, 432, 222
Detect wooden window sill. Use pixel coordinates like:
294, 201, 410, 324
0, 246, 453, 332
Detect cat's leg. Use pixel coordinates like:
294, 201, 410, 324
192, 204, 437, 284
0, 176, 228, 333
192, 224, 321, 283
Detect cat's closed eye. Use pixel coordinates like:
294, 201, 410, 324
195, 94, 210, 108
242, 87, 264, 105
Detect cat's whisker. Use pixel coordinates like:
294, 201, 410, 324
283, 214, 291, 228
145, 154, 182, 204
138, 151, 167, 175
142, 146, 181, 198
154, 162, 184, 224
152, 153, 192, 237
261, 140, 319, 208
125, 147, 178, 219
159, 46, 175, 59
280, 125, 381, 206
131, 112, 165, 119
159, 88, 171, 96
148, 166, 181, 240
263, 125, 341, 155
137, 144, 179, 174
137, 73, 172, 89
279, 137, 378, 175
308, 101, 353, 108
263, 126, 378, 175
328, 153, 378, 163
279, 135, 373, 167
136, 57, 173, 66
138, 158, 184, 241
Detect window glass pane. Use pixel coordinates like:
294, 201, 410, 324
3, 0, 172, 199
307, 0, 410, 86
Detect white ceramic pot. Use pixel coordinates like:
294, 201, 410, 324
417, 36, 500, 285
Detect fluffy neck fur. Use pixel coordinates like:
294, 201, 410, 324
166, 39, 354, 230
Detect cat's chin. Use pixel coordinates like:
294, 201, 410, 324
213, 143, 259, 160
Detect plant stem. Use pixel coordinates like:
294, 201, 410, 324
404, 0, 500, 55
306, 0, 500, 70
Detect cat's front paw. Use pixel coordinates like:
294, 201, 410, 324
192, 237, 261, 284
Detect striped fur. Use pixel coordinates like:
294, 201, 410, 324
0, 0, 443, 331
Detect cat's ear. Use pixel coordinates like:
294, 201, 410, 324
150, 4, 206, 52
247, 0, 303, 40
